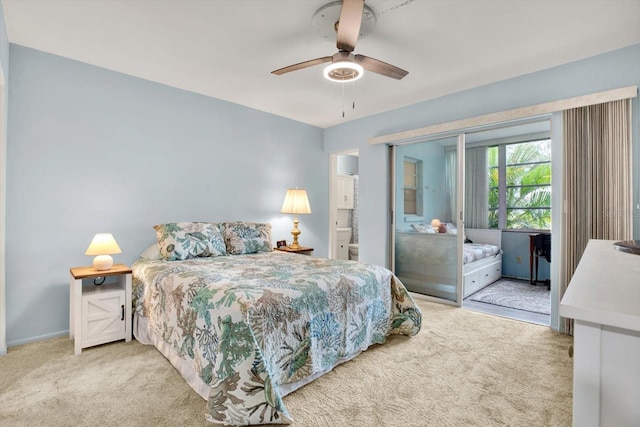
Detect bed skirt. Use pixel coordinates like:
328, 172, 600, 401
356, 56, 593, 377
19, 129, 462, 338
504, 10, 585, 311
133, 313, 367, 401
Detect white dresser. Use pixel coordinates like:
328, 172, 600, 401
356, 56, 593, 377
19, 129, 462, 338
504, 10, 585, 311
559, 239, 640, 427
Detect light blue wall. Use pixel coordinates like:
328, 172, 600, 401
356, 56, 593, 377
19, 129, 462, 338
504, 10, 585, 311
501, 232, 550, 281
336, 154, 358, 175
6, 45, 326, 346
324, 43, 640, 267
395, 141, 448, 230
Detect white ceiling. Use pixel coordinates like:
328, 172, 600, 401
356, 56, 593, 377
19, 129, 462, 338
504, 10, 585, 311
2, 0, 640, 128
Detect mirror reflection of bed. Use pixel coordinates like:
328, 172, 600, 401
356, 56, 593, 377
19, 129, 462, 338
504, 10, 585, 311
395, 227, 502, 301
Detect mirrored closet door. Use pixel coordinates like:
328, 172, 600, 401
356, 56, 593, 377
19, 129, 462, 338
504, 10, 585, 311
391, 135, 465, 304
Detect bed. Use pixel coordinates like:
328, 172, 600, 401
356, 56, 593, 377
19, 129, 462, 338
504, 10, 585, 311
132, 221, 421, 425
395, 227, 502, 299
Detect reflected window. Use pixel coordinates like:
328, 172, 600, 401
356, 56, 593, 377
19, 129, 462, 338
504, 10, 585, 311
403, 158, 422, 216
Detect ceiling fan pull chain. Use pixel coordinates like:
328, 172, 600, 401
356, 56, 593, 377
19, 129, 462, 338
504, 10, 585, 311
342, 82, 346, 118
352, 80, 356, 110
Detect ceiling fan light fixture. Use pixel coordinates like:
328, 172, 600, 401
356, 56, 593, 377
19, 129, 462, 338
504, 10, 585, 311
323, 61, 363, 82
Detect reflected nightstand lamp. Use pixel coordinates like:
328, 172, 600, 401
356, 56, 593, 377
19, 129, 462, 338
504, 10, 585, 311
85, 233, 122, 271
281, 188, 311, 249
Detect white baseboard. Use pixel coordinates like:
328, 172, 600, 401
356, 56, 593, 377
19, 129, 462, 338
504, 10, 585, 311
6, 329, 68, 349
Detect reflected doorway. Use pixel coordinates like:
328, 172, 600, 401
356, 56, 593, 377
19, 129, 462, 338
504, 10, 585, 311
330, 151, 359, 261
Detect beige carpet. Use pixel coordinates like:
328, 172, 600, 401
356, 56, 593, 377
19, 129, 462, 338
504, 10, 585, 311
0, 300, 573, 426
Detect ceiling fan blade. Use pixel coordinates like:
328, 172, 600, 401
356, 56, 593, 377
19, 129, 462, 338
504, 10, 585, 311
355, 54, 408, 80
336, 0, 364, 52
271, 56, 332, 75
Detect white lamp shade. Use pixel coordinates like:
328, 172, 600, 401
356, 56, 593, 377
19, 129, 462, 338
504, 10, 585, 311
85, 233, 122, 256
86, 233, 121, 271
281, 189, 312, 214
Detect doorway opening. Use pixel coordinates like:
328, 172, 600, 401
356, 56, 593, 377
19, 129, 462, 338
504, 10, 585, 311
329, 151, 359, 261
390, 119, 553, 326
460, 121, 552, 326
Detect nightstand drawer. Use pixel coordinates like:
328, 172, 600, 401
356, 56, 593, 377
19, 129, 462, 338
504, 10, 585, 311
81, 286, 126, 348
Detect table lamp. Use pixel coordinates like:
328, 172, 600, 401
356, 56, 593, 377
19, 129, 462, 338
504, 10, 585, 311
281, 189, 311, 249
85, 233, 122, 270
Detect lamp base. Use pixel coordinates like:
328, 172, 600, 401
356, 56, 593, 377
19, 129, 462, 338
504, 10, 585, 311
289, 216, 302, 249
93, 255, 114, 271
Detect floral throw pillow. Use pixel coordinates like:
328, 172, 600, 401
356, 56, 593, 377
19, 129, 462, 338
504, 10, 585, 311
154, 222, 227, 261
222, 222, 273, 255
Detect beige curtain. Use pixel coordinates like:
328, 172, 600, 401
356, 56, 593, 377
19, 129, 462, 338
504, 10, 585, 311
464, 146, 489, 229
561, 99, 633, 333
444, 149, 456, 223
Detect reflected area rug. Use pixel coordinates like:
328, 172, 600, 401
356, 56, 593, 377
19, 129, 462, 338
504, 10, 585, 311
469, 279, 551, 314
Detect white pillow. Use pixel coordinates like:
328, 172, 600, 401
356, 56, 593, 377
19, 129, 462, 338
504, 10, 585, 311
140, 244, 162, 260
411, 224, 428, 232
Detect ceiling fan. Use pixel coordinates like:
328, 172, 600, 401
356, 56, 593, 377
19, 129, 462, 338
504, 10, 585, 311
271, 0, 408, 82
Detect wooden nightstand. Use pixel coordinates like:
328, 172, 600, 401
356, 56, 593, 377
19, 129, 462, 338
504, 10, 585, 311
69, 264, 132, 355
275, 246, 314, 256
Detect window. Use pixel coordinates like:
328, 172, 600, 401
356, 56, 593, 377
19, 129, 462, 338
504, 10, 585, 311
488, 139, 551, 230
403, 158, 422, 217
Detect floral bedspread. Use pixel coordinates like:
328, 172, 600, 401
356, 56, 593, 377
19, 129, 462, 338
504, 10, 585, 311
463, 243, 501, 264
132, 252, 421, 425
